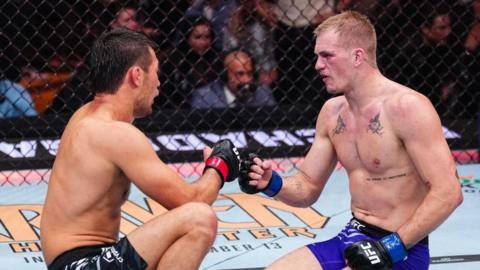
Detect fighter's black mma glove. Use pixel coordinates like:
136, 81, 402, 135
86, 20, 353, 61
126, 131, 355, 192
344, 233, 408, 270
239, 153, 283, 197
204, 139, 240, 188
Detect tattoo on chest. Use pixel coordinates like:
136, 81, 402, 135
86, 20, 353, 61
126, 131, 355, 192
366, 173, 406, 181
367, 113, 384, 136
332, 115, 346, 136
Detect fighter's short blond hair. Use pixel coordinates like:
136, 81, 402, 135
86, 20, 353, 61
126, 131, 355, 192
314, 11, 377, 68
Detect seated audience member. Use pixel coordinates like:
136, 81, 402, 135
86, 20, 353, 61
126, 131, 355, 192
396, 3, 466, 119
465, 0, 480, 53
43, 31, 92, 115
375, 0, 419, 80
155, 15, 223, 109
462, 0, 480, 118
110, 4, 141, 31
17, 45, 75, 115
191, 50, 276, 108
223, 0, 278, 87
335, 0, 378, 15
186, 0, 237, 50
139, 0, 191, 50
0, 79, 38, 118
44, 65, 92, 115
45, 2, 163, 116
109, 2, 161, 41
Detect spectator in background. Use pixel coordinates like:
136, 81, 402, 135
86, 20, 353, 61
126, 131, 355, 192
46, 1, 161, 115
463, 0, 480, 118
465, 0, 480, 53
109, 2, 161, 42
273, 0, 335, 106
110, 4, 141, 31
156, 15, 223, 109
186, 0, 237, 50
223, 0, 279, 87
6, 1, 96, 115
396, 3, 467, 119
1, 1, 28, 82
0, 80, 38, 118
192, 50, 276, 108
335, 0, 378, 16
44, 65, 92, 115
139, 0, 191, 50
375, 0, 419, 81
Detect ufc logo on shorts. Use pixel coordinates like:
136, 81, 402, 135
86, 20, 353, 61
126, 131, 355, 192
360, 242, 381, 264
102, 247, 124, 263
351, 220, 366, 231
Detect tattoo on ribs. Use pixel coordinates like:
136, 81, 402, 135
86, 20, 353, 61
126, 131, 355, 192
332, 115, 346, 135
366, 173, 407, 181
367, 113, 384, 135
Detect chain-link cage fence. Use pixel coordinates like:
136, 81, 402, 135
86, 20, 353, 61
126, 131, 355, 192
1, 0, 479, 185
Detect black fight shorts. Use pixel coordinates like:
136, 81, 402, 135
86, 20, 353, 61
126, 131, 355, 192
47, 237, 147, 270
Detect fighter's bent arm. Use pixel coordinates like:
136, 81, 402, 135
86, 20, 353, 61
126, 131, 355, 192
105, 122, 223, 209
392, 92, 463, 248
258, 102, 338, 207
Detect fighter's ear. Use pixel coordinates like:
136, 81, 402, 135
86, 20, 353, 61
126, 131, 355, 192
128, 65, 143, 87
352, 48, 366, 67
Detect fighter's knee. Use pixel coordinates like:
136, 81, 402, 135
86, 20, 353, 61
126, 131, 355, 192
183, 202, 218, 240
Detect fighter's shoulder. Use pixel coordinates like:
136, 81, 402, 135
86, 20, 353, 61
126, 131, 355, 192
106, 121, 147, 145
77, 118, 145, 148
76, 117, 135, 134
384, 84, 438, 130
318, 96, 347, 118
385, 85, 435, 117
315, 96, 346, 132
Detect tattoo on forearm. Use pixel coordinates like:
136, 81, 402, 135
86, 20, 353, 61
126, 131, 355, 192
293, 179, 302, 191
289, 169, 311, 192
297, 168, 312, 181
332, 115, 346, 136
367, 113, 384, 136
285, 177, 303, 193
366, 173, 406, 181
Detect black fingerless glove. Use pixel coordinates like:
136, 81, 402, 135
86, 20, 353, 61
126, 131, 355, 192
204, 139, 240, 188
239, 153, 283, 196
239, 153, 263, 194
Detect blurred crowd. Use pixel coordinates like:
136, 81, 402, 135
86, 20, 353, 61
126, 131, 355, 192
0, 0, 479, 121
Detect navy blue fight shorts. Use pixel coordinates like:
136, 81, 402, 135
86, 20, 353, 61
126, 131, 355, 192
47, 237, 147, 270
307, 217, 429, 270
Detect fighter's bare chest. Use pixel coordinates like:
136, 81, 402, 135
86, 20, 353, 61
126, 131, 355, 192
329, 111, 400, 172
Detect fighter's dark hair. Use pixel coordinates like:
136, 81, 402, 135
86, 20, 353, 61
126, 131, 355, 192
89, 28, 158, 94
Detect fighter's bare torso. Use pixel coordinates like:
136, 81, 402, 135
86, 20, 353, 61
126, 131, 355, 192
41, 102, 132, 264
323, 86, 429, 231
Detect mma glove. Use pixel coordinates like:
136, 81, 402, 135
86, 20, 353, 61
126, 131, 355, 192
344, 233, 408, 270
239, 153, 283, 197
204, 139, 240, 188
